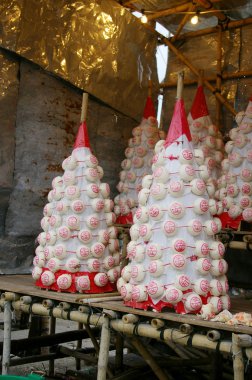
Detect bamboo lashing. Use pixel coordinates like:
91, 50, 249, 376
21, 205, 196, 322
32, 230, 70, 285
80, 92, 88, 123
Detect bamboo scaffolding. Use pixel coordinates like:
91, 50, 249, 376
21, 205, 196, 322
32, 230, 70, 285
141, 23, 236, 116
170, 17, 252, 42
195, 0, 228, 23
2, 295, 252, 379
161, 69, 252, 88
173, 3, 196, 41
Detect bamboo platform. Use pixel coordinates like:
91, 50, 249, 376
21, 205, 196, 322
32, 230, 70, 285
1, 275, 252, 379
0, 275, 251, 334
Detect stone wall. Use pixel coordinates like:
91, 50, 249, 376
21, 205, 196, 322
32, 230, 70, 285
0, 51, 136, 273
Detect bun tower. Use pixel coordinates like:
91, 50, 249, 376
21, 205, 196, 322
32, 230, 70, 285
33, 93, 120, 293
114, 83, 165, 225
188, 76, 224, 202
117, 73, 230, 316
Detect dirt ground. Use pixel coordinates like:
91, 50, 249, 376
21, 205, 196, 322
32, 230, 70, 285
0, 314, 95, 378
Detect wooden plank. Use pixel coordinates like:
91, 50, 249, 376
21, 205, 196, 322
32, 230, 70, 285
86, 299, 252, 335
0, 275, 118, 304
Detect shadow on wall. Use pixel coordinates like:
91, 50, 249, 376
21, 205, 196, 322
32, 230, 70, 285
0, 52, 135, 274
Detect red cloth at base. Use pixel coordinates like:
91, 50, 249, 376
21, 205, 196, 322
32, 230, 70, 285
35, 268, 117, 294
218, 212, 243, 230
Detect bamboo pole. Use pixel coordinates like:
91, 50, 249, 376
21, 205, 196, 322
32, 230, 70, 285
170, 17, 252, 42
122, 313, 139, 324
131, 336, 172, 380
20, 295, 32, 304
162, 39, 236, 116
146, 3, 191, 21
226, 241, 252, 250
83, 322, 100, 354
58, 301, 71, 310
2, 300, 11, 374
195, 0, 228, 23
115, 332, 124, 371
232, 333, 245, 380
151, 318, 165, 329
81, 92, 89, 123
236, 335, 252, 348
161, 69, 252, 88
173, 3, 196, 41
76, 322, 83, 370
216, 27, 222, 127
97, 315, 111, 380
42, 299, 55, 309
207, 330, 221, 342
179, 323, 193, 334
176, 71, 184, 99
1, 292, 20, 301
165, 340, 191, 360
8, 300, 252, 365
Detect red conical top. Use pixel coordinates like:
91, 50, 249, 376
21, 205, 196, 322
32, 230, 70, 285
165, 98, 192, 147
190, 85, 209, 120
143, 96, 156, 119
74, 121, 91, 149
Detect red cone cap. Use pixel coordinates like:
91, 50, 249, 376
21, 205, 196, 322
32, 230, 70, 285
143, 96, 156, 119
165, 98, 192, 147
190, 85, 209, 120
74, 121, 91, 149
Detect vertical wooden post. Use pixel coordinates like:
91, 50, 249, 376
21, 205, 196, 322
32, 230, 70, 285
232, 333, 245, 380
76, 322, 83, 370
216, 27, 222, 128
81, 92, 89, 123
97, 315, 111, 380
115, 333, 124, 372
2, 301, 11, 374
